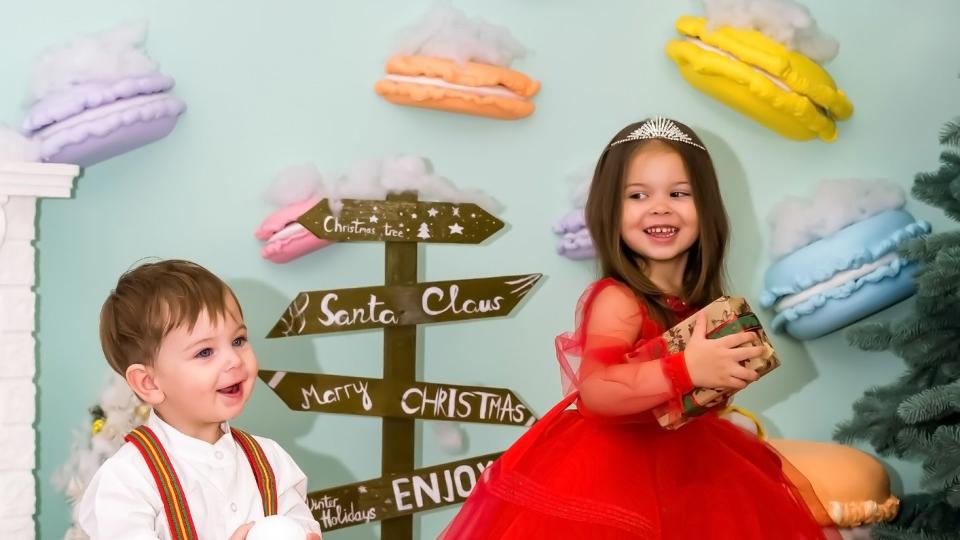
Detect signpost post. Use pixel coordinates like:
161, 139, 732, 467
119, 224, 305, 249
266, 192, 540, 538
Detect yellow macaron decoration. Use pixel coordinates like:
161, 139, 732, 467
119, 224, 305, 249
666, 16, 853, 142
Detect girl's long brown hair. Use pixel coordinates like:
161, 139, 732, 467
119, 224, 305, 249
584, 119, 729, 327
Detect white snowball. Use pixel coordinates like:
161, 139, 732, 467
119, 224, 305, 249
246, 515, 305, 540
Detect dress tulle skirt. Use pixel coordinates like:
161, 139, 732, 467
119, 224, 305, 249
440, 395, 836, 539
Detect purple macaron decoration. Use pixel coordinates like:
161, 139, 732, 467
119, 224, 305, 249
21, 73, 185, 167
553, 207, 595, 260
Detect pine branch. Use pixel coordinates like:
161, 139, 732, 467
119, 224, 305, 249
920, 425, 960, 494
914, 295, 960, 320
945, 358, 960, 380
912, 154, 960, 221
944, 150, 960, 169
901, 342, 960, 378
941, 118, 960, 148
896, 426, 938, 457
915, 261, 960, 298
896, 322, 960, 359
841, 117, 960, 540
902, 360, 956, 394
899, 381, 960, 424
835, 382, 912, 454
891, 315, 960, 348
873, 492, 960, 539
846, 322, 893, 351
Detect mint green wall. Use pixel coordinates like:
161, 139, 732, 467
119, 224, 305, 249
2, 1, 956, 538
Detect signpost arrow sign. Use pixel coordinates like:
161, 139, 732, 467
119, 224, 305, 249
307, 453, 502, 531
298, 198, 504, 244
267, 273, 542, 338
260, 370, 537, 426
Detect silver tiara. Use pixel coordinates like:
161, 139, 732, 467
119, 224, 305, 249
609, 117, 706, 151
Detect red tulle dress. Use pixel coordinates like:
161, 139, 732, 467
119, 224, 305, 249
440, 279, 839, 539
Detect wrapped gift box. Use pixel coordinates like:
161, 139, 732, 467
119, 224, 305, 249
652, 296, 779, 429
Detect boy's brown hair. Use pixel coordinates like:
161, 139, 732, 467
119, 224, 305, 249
99, 259, 242, 375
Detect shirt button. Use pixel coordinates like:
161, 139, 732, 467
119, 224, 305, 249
214, 451, 223, 459
230, 502, 237, 512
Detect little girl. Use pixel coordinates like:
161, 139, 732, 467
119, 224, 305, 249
440, 118, 838, 539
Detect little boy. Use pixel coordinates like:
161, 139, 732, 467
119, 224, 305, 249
78, 259, 322, 539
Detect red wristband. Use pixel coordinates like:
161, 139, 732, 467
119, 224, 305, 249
662, 352, 694, 395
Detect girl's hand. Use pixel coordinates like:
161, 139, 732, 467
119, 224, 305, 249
307, 534, 321, 540
228, 522, 254, 540
683, 311, 765, 390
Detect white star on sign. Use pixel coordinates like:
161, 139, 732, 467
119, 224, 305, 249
452, 207, 460, 216
449, 223, 464, 234
428, 208, 439, 217
369, 215, 379, 223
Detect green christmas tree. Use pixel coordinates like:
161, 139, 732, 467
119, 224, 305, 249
835, 118, 960, 540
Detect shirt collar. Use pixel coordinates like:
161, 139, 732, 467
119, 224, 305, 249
146, 409, 238, 465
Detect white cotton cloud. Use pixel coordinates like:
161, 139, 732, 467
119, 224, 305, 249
266, 155, 501, 216
330, 155, 502, 213
570, 165, 594, 208
263, 163, 327, 207
392, 0, 527, 66
29, 20, 157, 102
430, 422, 467, 454
768, 179, 905, 258
0, 126, 41, 162
702, 0, 839, 62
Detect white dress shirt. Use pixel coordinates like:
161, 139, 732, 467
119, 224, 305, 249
78, 411, 322, 539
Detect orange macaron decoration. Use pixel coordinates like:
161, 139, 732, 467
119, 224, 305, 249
374, 2, 540, 120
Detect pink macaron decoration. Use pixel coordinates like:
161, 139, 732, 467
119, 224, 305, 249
256, 195, 335, 264
255, 156, 501, 264
256, 163, 336, 264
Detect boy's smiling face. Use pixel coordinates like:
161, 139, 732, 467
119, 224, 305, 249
148, 294, 258, 440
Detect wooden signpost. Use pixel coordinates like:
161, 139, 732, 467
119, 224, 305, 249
304, 452, 502, 532
267, 274, 540, 337
297, 198, 504, 244
260, 371, 536, 426
266, 192, 541, 539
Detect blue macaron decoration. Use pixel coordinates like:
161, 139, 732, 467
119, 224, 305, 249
761, 180, 931, 340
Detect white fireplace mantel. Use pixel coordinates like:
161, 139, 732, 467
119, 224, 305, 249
0, 161, 80, 540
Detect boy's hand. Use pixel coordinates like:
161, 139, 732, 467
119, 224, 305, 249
228, 522, 254, 540
307, 534, 321, 540
683, 311, 764, 390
